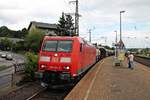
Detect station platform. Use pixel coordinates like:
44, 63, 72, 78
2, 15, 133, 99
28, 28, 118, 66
65, 57, 150, 100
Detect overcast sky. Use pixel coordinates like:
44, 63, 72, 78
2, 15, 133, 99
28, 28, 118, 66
0, 0, 150, 48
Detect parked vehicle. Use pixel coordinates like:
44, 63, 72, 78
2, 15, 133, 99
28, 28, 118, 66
6, 54, 13, 60
1, 53, 6, 58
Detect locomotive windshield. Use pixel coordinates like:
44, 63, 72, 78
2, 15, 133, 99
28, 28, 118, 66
42, 40, 72, 52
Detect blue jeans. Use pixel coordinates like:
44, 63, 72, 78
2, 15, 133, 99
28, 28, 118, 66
128, 61, 134, 69
128, 61, 131, 68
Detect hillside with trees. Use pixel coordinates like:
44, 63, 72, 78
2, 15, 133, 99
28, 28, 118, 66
0, 26, 28, 39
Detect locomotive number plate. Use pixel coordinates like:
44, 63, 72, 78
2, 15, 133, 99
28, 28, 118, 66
52, 57, 59, 62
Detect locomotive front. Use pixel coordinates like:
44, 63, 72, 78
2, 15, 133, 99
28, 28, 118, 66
38, 37, 75, 84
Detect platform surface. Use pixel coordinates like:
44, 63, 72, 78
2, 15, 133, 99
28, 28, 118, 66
65, 57, 150, 100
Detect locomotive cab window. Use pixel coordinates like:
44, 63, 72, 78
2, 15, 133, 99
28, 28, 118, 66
42, 40, 57, 52
57, 41, 72, 52
42, 40, 72, 52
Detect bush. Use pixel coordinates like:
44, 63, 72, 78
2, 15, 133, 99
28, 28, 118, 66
26, 29, 44, 53
25, 52, 38, 80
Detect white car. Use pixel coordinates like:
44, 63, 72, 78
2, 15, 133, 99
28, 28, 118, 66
6, 54, 13, 60
1, 53, 6, 58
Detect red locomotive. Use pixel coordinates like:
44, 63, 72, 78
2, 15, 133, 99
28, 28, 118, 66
38, 36, 96, 86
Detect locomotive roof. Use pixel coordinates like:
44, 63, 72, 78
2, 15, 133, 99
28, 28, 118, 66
44, 36, 83, 41
43, 36, 96, 48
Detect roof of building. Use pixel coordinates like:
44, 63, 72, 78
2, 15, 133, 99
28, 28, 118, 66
28, 21, 58, 30
117, 39, 125, 49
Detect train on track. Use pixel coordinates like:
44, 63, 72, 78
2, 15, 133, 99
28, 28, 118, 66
37, 36, 114, 87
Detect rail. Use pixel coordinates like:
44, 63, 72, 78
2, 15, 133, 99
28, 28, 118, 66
134, 56, 150, 67
26, 88, 46, 100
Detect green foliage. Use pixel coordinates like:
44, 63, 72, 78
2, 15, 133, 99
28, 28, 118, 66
0, 26, 28, 39
57, 12, 75, 36
58, 12, 66, 36
0, 65, 10, 71
0, 37, 13, 50
140, 48, 150, 56
103, 45, 114, 50
12, 41, 25, 52
25, 52, 38, 80
26, 29, 45, 53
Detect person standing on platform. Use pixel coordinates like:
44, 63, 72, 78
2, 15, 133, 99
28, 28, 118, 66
128, 53, 134, 69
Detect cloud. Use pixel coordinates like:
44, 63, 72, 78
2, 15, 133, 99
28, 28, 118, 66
0, 0, 150, 48
0, 0, 68, 28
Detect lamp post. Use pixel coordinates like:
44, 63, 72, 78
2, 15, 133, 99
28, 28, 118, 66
114, 31, 117, 57
120, 11, 125, 41
89, 29, 91, 42
114, 31, 118, 44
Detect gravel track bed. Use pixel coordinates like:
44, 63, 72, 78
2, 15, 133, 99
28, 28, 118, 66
135, 56, 150, 67
0, 82, 44, 100
31, 88, 72, 100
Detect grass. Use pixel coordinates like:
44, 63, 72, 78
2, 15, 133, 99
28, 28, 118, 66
0, 65, 11, 71
136, 54, 150, 59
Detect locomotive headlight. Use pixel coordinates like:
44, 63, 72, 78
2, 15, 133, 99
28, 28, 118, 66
40, 65, 46, 69
60, 57, 71, 63
40, 56, 50, 62
63, 66, 70, 70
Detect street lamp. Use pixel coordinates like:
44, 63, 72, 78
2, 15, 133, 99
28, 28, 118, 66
89, 29, 91, 42
114, 31, 118, 43
114, 31, 118, 57
120, 11, 125, 41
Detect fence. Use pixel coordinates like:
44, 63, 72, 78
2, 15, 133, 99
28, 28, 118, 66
14, 63, 26, 73
0, 63, 26, 90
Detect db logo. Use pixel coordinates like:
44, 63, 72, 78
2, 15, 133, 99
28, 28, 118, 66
52, 57, 59, 62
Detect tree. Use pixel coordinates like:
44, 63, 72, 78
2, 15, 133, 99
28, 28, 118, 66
65, 14, 75, 36
0, 38, 13, 50
57, 12, 75, 36
25, 52, 38, 80
57, 12, 66, 36
21, 28, 28, 38
26, 29, 44, 53
0, 26, 27, 39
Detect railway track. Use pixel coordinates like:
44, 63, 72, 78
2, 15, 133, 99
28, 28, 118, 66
0, 81, 74, 100
25, 60, 104, 100
28, 87, 73, 100
26, 87, 46, 100
0, 82, 44, 100
0, 60, 103, 100
135, 56, 150, 67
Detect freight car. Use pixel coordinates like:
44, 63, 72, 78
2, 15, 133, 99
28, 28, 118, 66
38, 36, 96, 86
99, 47, 107, 59
106, 49, 115, 56
96, 48, 101, 62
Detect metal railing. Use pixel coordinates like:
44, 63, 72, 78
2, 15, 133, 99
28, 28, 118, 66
14, 63, 26, 73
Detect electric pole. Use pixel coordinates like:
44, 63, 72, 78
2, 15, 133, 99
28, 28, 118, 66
88, 27, 95, 43
69, 0, 79, 36
89, 29, 91, 42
